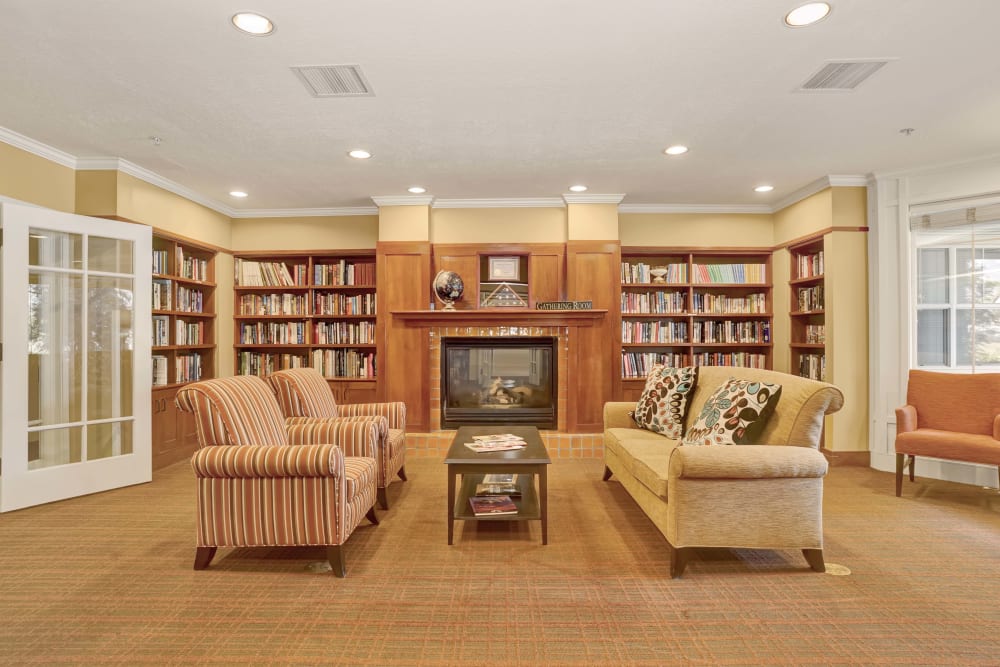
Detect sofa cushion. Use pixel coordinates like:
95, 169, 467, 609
609, 434, 680, 498
682, 377, 783, 446
631, 365, 698, 439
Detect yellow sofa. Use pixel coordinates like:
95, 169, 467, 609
603, 366, 844, 577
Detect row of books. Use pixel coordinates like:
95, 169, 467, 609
152, 279, 172, 310
239, 293, 309, 316
691, 263, 767, 284
796, 251, 824, 279
464, 433, 527, 452
235, 259, 308, 287
798, 353, 826, 380
313, 261, 375, 286
239, 322, 306, 345
691, 320, 771, 344
178, 248, 210, 282
621, 351, 770, 378
175, 321, 205, 346
176, 286, 205, 313
313, 321, 375, 345
315, 292, 376, 315
803, 324, 826, 344
237, 352, 307, 376
690, 292, 767, 314
621, 321, 688, 344
469, 474, 521, 515
620, 262, 688, 284
312, 349, 376, 379
621, 291, 686, 314
797, 285, 825, 311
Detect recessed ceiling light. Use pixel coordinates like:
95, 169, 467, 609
569, 185, 588, 192
664, 145, 689, 156
784, 2, 831, 27
231, 12, 274, 35
754, 185, 775, 193
348, 149, 372, 159
408, 186, 427, 194
229, 190, 249, 198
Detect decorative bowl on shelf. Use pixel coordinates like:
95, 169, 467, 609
433, 270, 465, 310
650, 266, 669, 283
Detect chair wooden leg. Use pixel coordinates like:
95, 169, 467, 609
802, 548, 826, 572
895, 453, 904, 497
908, 455, 916, 481
327, 546, 346, 578
397, 465, 407, 481
366, 507, 379, 525
602, 466, 613, 481
193, 546, 217, 571
377, 487, 389, 510
669, 545, 690, 579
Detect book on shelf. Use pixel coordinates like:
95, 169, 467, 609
483, 473, 517, 484
468, 495, 518, 516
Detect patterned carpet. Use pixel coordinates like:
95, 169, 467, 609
2, 456, 1000, 665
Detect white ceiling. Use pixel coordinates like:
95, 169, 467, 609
3, 0, 1000, 216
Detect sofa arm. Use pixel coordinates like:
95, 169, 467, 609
604, 402, 639, 430
191, 443, 344, 479
286, 419, 381, 459
895, 405, 918, 435
338, 402, 407, 431
668, 445, 829, 481
286, 415, 389, 442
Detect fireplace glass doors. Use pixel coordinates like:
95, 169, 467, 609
441, 337, 556, 429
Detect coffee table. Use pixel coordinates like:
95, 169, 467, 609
444, 425, 552, 545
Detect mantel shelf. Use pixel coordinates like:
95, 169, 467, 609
392, 308, 607, 328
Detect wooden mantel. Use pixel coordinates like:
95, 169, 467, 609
392, 308, 607, 328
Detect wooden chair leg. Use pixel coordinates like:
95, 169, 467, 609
366, 507, 379, 525
895, 453, 905, 497
397, 465, 407, 482
377, 487, 389, 510
802, 548, 826, 572
669, 545, 690, 579
193, 546, 217, 570
602, 466, 613, 481
327, 546, 346, 578
908, 455, 916, 481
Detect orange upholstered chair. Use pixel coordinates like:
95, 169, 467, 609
267, 367, 407, 509
895, 369, 1000, 496
175, 375, 382, 577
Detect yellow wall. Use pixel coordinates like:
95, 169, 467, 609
567, 203, 618, 240
619, 213, 773, 246
115, 173, 232, 248
231, 215, 378, 251
0, 142, 76, 212
379, 205, 430, 241
430, 208, 566, 244
772, 189, 832, 245
75, 170, 118, 216
771, 247, 791, 374
832, 186, 868, 229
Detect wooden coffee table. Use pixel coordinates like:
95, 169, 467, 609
444, 425, 552, 545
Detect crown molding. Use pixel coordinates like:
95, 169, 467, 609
562, 193, 625, 205
432, 198, 565, 208
230, 206, 379, 218
771, 174, 869, 213
0, 126, 77, 168
371, 195, 435, 207
873, 152, 1000, 180
618, 203, 772, 214
75, 157, 124, 170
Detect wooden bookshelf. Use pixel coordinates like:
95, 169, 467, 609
151, 232, 217, 469
619, 249, 772, 400
789, 236, 826, 380
233, 250, 378, 403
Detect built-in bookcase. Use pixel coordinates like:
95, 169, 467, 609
789, 236, 826, 380
619, 249, 772, 399
233, 250, 378, 403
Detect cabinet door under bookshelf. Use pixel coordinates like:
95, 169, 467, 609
233, 251, 378, 388
619, 249, 772, 398
788, 236, 826, 380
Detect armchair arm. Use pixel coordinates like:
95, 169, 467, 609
191, 443, 344, 479
286, 418, 381, 459
337, 401, 407, 430
668, 445, 828, 481
604, 402, 640, 430
895, 405, 918, 435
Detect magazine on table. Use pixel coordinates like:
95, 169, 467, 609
464, 440, 526, 452
471, 433, 527, 444
468, 495, 518, 516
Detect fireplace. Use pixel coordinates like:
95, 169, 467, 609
441, 337, 557, 429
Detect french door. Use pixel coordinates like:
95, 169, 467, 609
1, 201, 151, 512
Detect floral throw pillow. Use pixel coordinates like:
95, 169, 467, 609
682, 378, 783, 446
631, 365, 699, 439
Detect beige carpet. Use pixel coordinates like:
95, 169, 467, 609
1, 456, 1000, 665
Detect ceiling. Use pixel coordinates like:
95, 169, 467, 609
3, 1, 1000, 216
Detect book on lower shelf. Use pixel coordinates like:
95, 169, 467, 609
468, 495, 518, 516
474, 477, 522, 497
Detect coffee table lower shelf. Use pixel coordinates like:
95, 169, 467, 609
453, 473, 540, 521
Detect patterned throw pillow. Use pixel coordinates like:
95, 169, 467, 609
631, 365, 699, 439
682, 378, 782, 446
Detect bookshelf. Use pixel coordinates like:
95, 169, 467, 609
789, 236, 826, 380
619, 249, 772, 400
151, 232, 217, 469
233, 251, 378, 403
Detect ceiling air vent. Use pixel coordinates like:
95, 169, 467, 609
291, 64, 374, 97
798, 59, 890, 91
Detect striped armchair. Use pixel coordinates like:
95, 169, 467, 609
175, 375, 381, 577
267, 367, 407, 510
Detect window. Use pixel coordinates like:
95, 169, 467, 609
912, 206, 1000, 369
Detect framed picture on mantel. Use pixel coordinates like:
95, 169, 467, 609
488, 256, 521, 281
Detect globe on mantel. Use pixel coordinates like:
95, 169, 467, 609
433, 270, 465, 311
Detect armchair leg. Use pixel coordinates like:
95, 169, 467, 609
377, 487, 389, 510
327, 546, 346, 578
895, 453, 905, 497
669, 545, 690, 579
193, 546, 217, 571
366, 507, 379, 525
802, 548, 826, 572
397, 465, 408, 481
602, 466, 613, 481
908, 455, 916, 481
